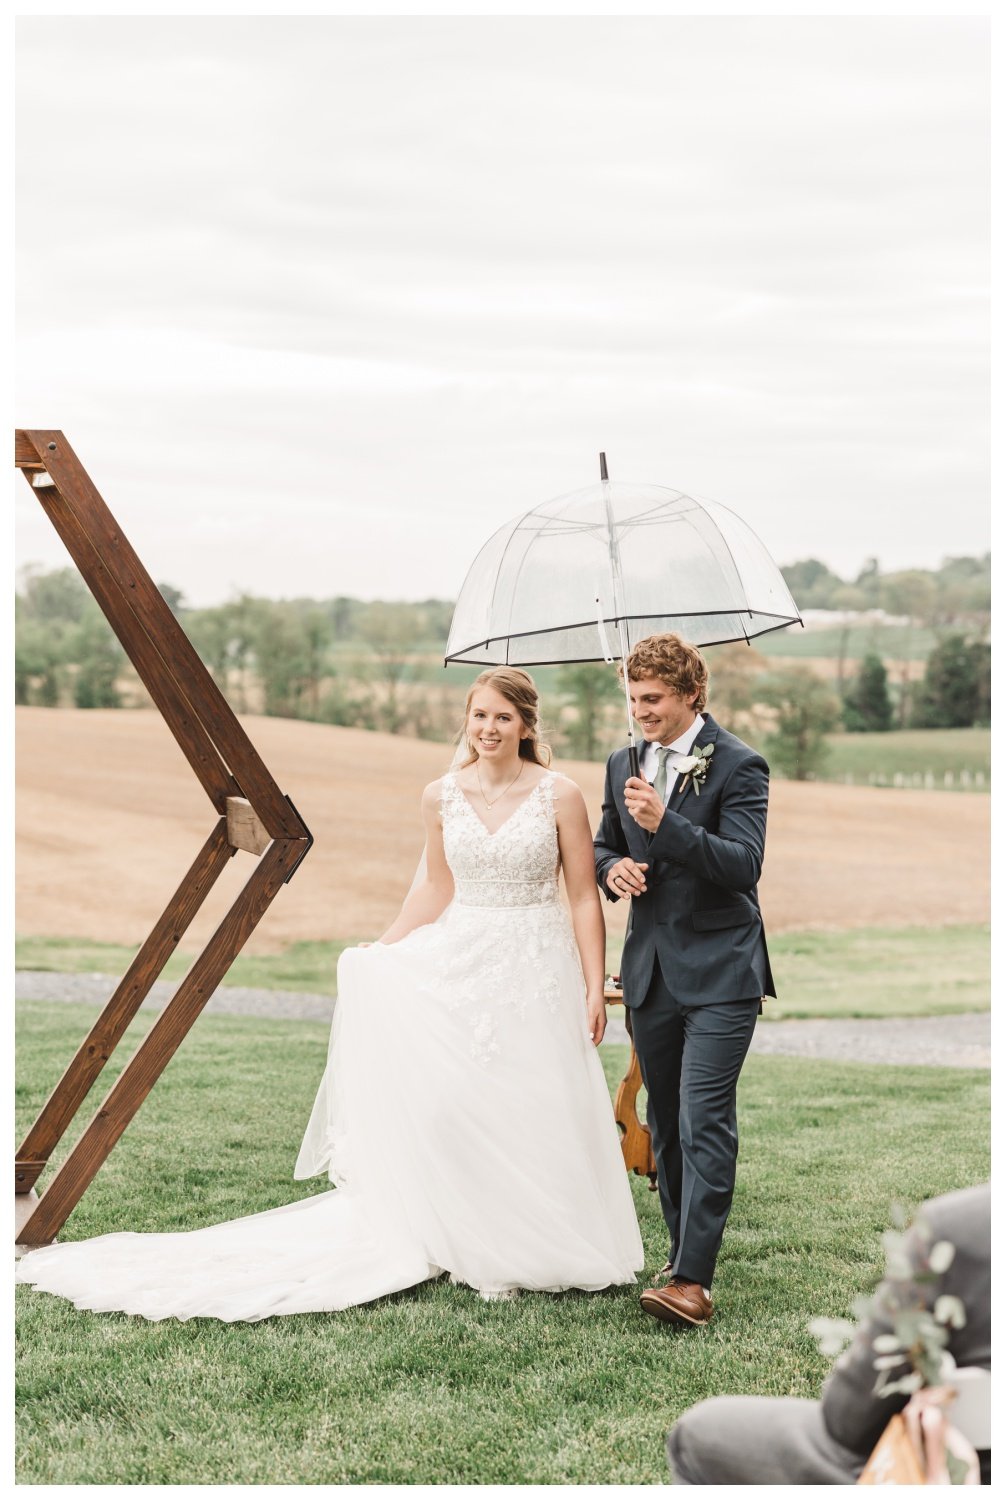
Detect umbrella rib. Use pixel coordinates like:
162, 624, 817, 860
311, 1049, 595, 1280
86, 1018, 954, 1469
629, 510, 695, 529
684, 504, 753, 625
485, 495, 581, 637
619, 495, 693, 526
519, 516, 606, 538
485, 523, 523, 647
712, 527, 755, 636
685, 487, 800, 616
446, 517, 514, 661
487, 508, 617, 644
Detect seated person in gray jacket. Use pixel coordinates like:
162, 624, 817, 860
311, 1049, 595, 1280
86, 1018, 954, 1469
666, 1184, 990, 1485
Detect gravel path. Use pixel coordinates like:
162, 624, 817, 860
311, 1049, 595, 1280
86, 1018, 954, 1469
14, 971, 339, 1023
15, 972, 990, 1069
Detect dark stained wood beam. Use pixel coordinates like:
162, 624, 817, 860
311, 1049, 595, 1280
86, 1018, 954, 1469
14, 430, 45, 468
22, 430, 305, 840
23, 476, 242, 813
18, 837, 305, 1248
15, 821, 235, 1192
14, 429, 314, 1247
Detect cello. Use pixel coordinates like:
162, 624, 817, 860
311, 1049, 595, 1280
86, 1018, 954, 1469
604, 976, 657, 1189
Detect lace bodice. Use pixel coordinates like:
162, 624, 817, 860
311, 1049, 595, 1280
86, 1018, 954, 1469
440, 770, 560, 907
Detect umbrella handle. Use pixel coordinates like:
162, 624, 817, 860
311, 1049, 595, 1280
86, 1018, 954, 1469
627, 744, 640, 779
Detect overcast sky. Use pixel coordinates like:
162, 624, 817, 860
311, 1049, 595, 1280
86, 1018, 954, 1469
15, 15, 989, 608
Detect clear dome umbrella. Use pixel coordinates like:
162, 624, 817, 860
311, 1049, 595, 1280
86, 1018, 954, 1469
445, 455, 802, 775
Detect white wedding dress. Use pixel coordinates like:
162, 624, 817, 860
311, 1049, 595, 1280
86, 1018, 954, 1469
16, 771, 643, 1321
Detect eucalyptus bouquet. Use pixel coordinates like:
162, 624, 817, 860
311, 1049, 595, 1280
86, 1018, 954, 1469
810, 1203, 964, 1396
809, 1204, 973, 1483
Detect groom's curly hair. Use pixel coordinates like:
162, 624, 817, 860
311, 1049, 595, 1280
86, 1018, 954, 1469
621, 633, 708, 712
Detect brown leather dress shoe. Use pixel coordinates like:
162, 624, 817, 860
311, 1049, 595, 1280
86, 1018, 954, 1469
639, 1277, 713, 1327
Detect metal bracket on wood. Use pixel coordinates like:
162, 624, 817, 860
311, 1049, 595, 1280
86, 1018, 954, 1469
14, 430, 314, 1250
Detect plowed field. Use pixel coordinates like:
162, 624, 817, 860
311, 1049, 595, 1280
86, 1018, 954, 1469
15, 708, 989, 952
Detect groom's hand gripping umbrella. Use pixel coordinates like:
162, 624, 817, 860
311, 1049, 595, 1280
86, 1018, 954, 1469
444, 456, 802, 775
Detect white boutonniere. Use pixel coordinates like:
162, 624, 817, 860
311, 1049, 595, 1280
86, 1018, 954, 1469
675, 743, 714, 796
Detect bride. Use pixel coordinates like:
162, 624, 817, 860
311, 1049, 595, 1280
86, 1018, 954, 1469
16, 668, 643, 1321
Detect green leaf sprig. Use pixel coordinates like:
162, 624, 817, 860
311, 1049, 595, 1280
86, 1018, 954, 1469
676, 743, 715, 796
808, 1201, 966, 1397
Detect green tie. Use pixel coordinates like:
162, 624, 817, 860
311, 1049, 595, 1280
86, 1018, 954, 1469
653, 746, 672, 804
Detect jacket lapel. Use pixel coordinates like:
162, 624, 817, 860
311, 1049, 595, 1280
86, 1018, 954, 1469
666, 714, 722, 815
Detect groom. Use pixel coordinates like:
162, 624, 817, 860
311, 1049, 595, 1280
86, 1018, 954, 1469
594, 633, 774, 1328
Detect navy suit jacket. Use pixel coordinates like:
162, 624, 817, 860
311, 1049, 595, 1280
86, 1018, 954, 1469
593, 713, 776, 1009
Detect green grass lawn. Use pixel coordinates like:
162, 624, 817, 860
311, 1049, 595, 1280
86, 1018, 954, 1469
603, 924, 990, 1019
16, 1000, 989, 1485
819, 727, 990, 787
18, 922, 990, 1021
764, 924, 989, 1019
758, 622, 941, 661
14, 935, 352, 995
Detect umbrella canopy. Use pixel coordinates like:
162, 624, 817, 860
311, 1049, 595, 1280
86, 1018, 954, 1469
446, 481, 801, 668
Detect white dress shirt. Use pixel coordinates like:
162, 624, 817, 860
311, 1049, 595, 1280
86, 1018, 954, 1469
640, 713, 706, 805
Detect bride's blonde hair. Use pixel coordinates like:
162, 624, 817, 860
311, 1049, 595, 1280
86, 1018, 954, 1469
457, 668, 552, 769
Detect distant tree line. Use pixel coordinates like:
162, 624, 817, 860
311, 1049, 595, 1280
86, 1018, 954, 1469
14, 553, 991, 784
782, 554, 990, 742
553, 630, 989, 782
780, 554, 990, 625
15, 566, 457, 737
15, 567, 125, 709
838, 641, 989, 737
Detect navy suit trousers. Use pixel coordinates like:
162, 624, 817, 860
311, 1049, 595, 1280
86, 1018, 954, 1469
629, 964, 759, 1287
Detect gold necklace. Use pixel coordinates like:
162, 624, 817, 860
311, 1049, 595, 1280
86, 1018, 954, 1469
476, 758, 525, 808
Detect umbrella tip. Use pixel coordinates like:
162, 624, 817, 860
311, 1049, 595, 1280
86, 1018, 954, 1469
599, 452, 609, 482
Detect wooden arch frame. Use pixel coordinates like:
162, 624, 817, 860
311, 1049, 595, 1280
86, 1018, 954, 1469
14, 430, 313, 1249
